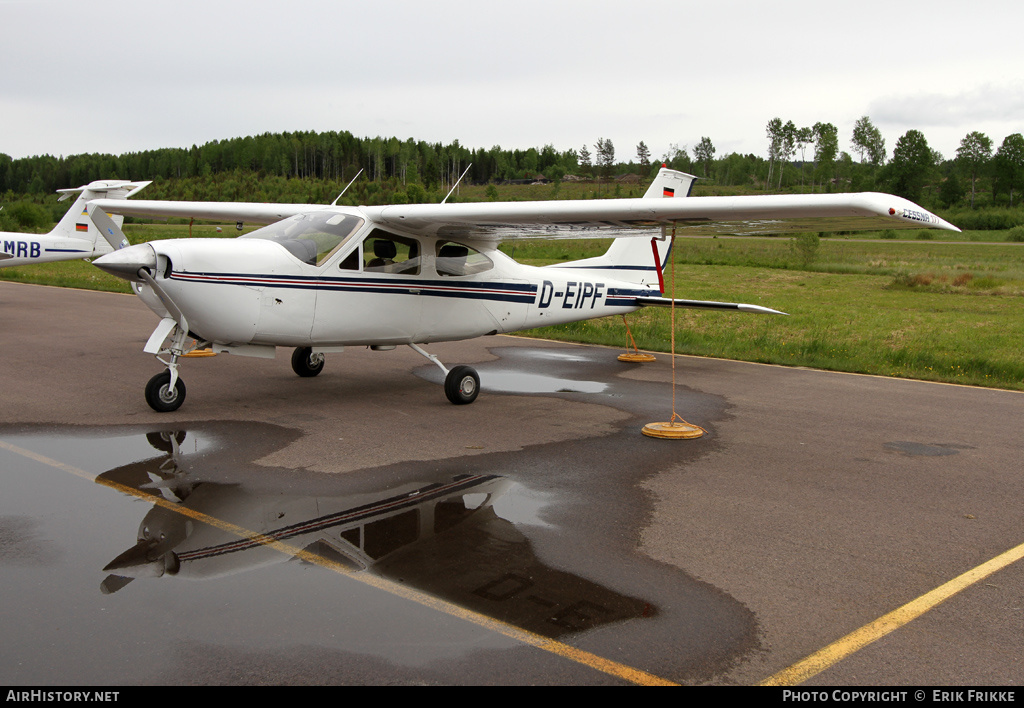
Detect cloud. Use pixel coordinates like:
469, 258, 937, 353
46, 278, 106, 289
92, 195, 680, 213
869, 83, 1024, 128
4, 0, 1020, 162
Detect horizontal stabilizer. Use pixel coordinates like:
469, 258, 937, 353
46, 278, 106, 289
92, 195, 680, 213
636, 296, 787, 315
57, 180, 152, 202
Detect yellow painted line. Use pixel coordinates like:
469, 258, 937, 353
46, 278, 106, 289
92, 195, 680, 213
0, 440, 676, 687
761, 541, 1024, 686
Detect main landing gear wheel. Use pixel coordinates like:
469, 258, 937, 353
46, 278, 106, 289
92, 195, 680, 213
145, 372, 186, 413
444, 365, 480, 405
291, 347, 325, 377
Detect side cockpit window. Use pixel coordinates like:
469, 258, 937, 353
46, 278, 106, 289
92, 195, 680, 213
435, 241, 493, 277
364, 230, 421, 275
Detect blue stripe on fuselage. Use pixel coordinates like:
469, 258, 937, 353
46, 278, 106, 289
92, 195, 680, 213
168, 271, 539, 304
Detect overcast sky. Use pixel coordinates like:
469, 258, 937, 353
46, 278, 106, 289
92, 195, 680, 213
2, 0, 1021, 167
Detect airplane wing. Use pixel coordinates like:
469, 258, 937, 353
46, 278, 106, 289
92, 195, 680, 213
365, 192, 958, 239
86, 199, 331, 225
90, 191, 958, 239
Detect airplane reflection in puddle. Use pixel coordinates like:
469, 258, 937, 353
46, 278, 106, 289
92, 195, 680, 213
98, 430, 655, 639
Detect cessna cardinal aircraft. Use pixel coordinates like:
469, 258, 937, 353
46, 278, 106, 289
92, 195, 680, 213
0, 180, 150, 267
89, 168, 958, 412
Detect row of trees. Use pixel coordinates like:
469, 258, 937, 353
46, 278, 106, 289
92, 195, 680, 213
874, 125, 1024, 208
759, 116, 1024, 208
0, 132, 588, 198
3, 120, 1023, 210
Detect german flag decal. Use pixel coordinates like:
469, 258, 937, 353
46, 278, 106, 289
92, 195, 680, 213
662, 187, 675, 197
76, 223, 89, 232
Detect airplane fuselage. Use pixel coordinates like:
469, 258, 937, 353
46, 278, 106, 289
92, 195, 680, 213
0, 231, 110, 267
130, 229, 655, 349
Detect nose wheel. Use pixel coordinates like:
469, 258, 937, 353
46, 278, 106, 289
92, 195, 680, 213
144, 322, 192, 413
145, 371, 186, 412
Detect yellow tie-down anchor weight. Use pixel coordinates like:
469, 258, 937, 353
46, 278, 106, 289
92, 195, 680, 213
642, 416, 705, 439
617, 316, 656, 363
639, 227, 702, 440
619, 351, 657, 363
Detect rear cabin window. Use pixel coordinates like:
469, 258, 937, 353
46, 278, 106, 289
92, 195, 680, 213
435, 241, 493, 276
363, 230, 421, 275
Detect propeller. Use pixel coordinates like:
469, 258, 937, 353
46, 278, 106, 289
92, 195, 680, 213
87, 203, 130, 251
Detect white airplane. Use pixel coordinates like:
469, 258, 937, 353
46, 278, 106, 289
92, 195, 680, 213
89, 168, 958, 412
0, 180, 150, 267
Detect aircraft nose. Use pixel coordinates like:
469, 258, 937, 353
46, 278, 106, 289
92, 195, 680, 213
103, 539, 181, 579
93, 243, 157, 281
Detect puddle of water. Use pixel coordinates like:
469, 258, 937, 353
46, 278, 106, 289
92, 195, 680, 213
884, 441, 969, 457
492, 482, 556, 528
481, 370, 607, 394
514, 349, 593, 363
413, 347, 611, 395
0, 425, 656, 682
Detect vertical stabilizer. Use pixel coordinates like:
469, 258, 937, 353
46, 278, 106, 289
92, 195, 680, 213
53, 180, 151, 251
643, 166, 697, 199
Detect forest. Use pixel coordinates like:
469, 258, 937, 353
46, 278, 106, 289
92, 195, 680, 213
2, 117, 1023, 234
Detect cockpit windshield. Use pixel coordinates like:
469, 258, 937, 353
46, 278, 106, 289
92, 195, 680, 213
241, 212, 364, 266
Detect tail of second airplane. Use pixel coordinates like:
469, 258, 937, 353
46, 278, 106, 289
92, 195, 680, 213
642, 165, 697, 200
550, 166, 697, 290
53, 180, 151, 252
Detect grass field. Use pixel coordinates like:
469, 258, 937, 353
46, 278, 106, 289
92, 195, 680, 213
509, 234, 1024, 390
3, 222, 1022, 391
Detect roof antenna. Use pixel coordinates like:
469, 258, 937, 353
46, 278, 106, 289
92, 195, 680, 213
442, 164, 472, 204
331, 168, 364, 206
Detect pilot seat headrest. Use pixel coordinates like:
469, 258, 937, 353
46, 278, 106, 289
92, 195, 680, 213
373, 240, 397, 259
